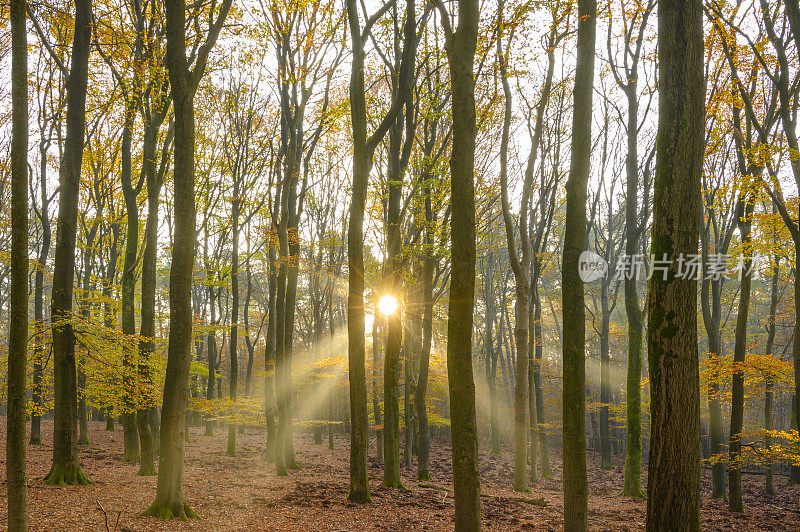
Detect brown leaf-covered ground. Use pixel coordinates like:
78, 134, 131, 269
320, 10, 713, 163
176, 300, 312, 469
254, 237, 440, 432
1, 419, 799, 530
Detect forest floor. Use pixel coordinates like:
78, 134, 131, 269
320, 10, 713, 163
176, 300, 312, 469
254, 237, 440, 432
1, 419, 799, 531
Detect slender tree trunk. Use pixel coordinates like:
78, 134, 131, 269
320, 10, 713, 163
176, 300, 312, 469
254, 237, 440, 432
205, 268, 217, 436
443, 0, 481, 526
138, 123, 167, 476
8, 0, 29, 524
561, 0, 595, 527
531, 279, 550, 476
244, 263, 255, 396
764, 252, 779, 496
416, 216, 434, 479
264, 235, 278, 462
120, 102, 141, 464
30, 141, 51, 445
599, 295, 612, 470
645, 0, 704, 528
527, 303, 538, 484
373, 314, 384, 463
484, 256, 500, 454
43, 0, 92, 486
729, 197, 755, 512
228, 186, 240, 456
621, 80, 645, 498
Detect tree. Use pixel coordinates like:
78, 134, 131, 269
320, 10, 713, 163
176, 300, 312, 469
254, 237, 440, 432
7, 0, 29, 526
497, 0, 532, 491
434, 0, 481, 527
605, 0, 656, 496
142, 0, 232, 518
645, 0, 704, 528
345, 0, 415, 502
561, 0, 595, 528
42, 0, 92, 487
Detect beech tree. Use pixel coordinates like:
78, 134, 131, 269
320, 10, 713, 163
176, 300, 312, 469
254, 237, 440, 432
42, 0, 92, 487
561, 0, 595, 528
142, 0, 232, 518
645, 0, 704, 528
7, 0, 29, 526
433, 0, 481, 528
345, 0, 416, 502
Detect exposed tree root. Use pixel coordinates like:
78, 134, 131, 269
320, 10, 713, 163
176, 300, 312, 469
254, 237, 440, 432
136, 463, 157, 476
140, 500, 199, 520
43, 462, 91, 486
347, 488, 371, 503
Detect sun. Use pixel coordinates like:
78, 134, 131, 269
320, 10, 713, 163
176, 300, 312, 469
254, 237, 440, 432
378, 294, 399, 316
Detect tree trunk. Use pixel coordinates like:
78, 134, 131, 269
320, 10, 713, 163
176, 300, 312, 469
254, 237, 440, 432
729, 196, 755, 512
120, 102, 141, 464
561, 0, 595, 528
30, 139, 51, 446
264, 235, 278, 462
764, 252, 779, 496
599, 293, 612, 470
143, 0, 231, 517
8, 0, 29, 524
621, 80, 645, 497
443, 0, 481, 527
344, 0, 415, 501
416, 210, 434, 479
372, 314, 384, 463
228, 183, 240, 457
531, 280, 550, 476
138, 122, 168, 476
645, 0, 704, 528
43, 0, 92, 487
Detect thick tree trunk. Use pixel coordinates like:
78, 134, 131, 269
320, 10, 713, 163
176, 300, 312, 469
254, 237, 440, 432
561, 0, 595, 528
43, 0, 92, 487
645, 0, 704, 528
443, 0, 481, 527
8, 0, 29, 524
143, 0, 231, 517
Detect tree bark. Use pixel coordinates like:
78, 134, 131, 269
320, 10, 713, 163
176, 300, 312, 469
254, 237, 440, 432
441, 0, 481, 527
143, 0, 231, 518
43, 0, 92, 487
764, 250, 779, 496
31, 137, 52, 445
8, 0, 29, 524
728, 194, 755, 512
345, 0, 415, 502
561, 0, 595, 528
645, 0, 704, 528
